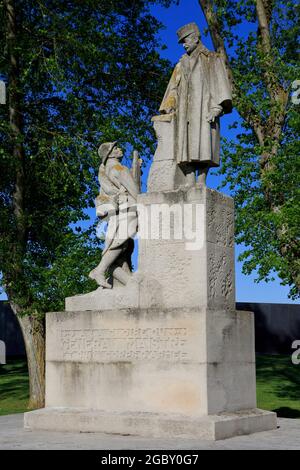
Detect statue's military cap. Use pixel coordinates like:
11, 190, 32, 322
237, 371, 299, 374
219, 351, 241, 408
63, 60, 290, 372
176, 22, 200, 43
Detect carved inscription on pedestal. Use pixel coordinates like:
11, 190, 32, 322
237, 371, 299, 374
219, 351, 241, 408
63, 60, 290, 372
60, 327, 189, 362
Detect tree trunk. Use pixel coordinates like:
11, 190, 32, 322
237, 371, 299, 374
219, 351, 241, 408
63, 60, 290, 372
18, 315, 45, 409
4, 0, 46, 409
10, 303, 45, 409
5, 0, 26, 252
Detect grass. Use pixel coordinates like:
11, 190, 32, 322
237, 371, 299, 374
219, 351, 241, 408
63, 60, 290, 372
0, 355, 299, 418
256, 354, 300, 418
0, 358, 30, 416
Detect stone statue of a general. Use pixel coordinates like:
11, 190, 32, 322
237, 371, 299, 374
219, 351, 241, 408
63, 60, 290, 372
159, 22, 232, 185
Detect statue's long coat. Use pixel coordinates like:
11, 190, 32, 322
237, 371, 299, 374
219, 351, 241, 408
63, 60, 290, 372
159, 44, 232, 167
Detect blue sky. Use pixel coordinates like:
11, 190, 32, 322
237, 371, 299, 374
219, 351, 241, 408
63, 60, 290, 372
0, 0, 298, 304
145, 0, 298, 304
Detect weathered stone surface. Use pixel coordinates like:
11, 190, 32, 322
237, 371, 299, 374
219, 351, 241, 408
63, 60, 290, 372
25, 305, 275, 438
24, 407, 277, 441
24, 304, 276, 441
32, 183, 278, 440
137, 186, 235, 311
44, 307, 204, 415
159, 22, 232, 170
88, 142, 140, 289
4, 414, 298, 449
44, 308, 256, 415
65, 280, 140, 311
147, 115, 180, 192
66, 187, 234, 312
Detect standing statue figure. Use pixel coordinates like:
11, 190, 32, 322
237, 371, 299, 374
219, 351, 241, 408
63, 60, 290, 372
89, 142, 140, 289
159, 22, 232, 185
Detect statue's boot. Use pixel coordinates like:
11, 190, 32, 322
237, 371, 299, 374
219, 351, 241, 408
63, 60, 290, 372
89, 268, 112, 289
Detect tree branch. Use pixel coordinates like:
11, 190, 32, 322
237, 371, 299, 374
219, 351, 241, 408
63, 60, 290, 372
256, 0, 289, 154
198, 0, 265, 146
5, 0, 27, 273
256, 0, 289, 106
198, 0, 232, 78
256, 0, 272, 53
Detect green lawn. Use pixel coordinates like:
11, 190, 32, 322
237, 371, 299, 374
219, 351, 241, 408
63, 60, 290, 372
0, 358, 30, 416
0, 355, 299, 417
256, 354, 300, 418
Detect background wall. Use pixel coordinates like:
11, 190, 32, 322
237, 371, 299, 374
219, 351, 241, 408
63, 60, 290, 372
237, 303, 300, 355
0, 301, 26, 357
0, 301, 299, 357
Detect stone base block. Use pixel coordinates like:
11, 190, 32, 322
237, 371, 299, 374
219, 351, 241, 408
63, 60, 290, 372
40, 307, 259, 416
65, 279, 140, 311
66, 187, 236, 312
24, 306, 277, 440
24, 407, 277, 441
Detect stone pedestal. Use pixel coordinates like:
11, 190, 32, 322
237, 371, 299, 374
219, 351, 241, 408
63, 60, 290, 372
25, 306, 276, 439
137, 186, 235, 311
25, 187, 277, 440
65, 186, 235, 312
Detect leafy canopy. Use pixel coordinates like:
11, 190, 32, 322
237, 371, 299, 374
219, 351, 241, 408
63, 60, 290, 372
202, 0, 300, 297
0, 0, 176, 312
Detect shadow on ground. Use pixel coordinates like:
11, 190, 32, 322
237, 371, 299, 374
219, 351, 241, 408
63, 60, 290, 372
274, 407, 300, 419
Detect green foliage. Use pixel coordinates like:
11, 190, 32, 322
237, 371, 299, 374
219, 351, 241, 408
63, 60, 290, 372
210, 0, 300, 297
20, 228, 101, 314
0, 0, 175, 312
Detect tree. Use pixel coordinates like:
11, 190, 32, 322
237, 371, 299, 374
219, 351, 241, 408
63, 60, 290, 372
198, 0, 300, 298
0, 0, 175, 408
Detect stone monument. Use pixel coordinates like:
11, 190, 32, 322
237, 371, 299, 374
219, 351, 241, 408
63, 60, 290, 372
25, 23, 277, 440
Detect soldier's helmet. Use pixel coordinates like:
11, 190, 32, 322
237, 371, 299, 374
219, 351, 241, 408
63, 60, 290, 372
98, 141, 117, 165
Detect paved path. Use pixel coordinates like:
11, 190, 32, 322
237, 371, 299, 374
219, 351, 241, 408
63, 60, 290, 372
0, 414, 299, 450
